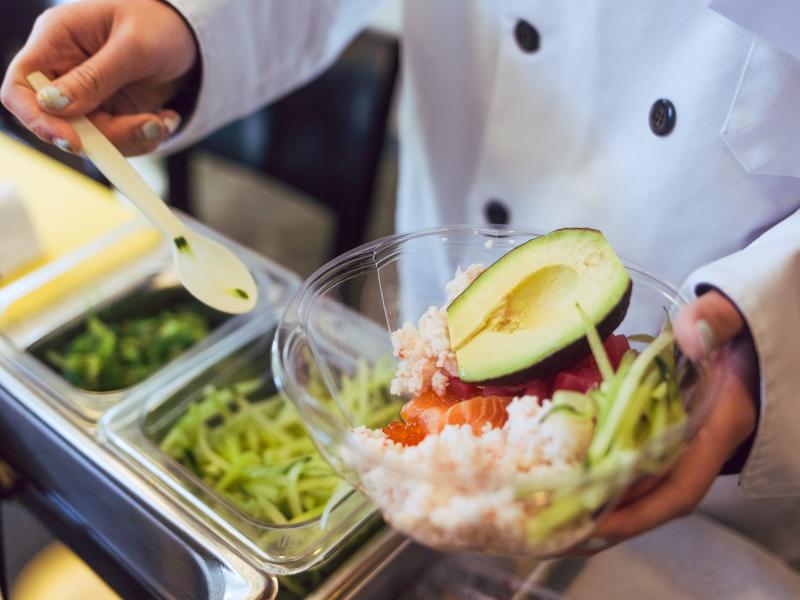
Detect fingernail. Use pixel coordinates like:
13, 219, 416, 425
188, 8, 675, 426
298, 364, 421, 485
52, 137, 74, 154
695, 319, 716, 355
141, 121, 163, 140
163, 114, 181, 134
37, 85, 71, 111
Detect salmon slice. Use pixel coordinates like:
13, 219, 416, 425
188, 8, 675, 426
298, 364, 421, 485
400, 390, 459, 434
442, 395, 512, 435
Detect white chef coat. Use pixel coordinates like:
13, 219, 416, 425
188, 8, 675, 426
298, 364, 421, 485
164, 0, 800, 505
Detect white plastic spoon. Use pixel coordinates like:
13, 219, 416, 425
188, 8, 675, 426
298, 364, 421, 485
26, 71, 258, 315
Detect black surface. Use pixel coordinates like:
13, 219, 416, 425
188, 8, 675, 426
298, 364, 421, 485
0, 504, 7, 600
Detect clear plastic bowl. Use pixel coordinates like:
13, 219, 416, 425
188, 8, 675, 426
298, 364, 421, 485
273, 226, 718, 557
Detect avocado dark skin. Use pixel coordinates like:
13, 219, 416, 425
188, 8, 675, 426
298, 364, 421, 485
472, 279, 633, 386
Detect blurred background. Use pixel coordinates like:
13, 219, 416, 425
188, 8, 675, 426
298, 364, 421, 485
0, 1, 402, 597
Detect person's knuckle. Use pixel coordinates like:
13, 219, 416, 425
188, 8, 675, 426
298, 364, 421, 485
125, 31, 148, 56
70, 61, 105, 99
33, 7, 56, 29
33, 6, 66, 32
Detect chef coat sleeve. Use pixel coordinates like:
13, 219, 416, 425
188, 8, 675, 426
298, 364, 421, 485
684, 208, 800, 497
162, 0, 382, 148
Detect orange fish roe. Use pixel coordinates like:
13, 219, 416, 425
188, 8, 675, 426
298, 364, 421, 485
382, 418, 427, 446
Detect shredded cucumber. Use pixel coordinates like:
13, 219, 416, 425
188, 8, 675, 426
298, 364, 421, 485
522, 310, 689, 544
576, 303, 614, 382
160, 357, 398, 525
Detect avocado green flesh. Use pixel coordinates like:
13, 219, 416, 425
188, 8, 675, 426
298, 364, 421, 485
447, 228, 631, 384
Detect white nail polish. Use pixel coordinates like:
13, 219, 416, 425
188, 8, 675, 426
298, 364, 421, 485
53, 138, 74, 154
695, 319, 715, 355
37, 86, 70, 111
142, 121, 162, 140
163, 114, 181, 134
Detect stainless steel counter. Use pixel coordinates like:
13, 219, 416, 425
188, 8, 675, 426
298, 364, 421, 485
0, 359, 276, 600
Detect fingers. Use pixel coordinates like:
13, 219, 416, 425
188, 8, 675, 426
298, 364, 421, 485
593, 428, 724, 541
0, 92, 179, 157
0, 12, 83, 149
1, 78, 82, 151
592, 354, 757, 544
89, 109, 181, 156
674, 290, 744, 360
36, 37, 141, 119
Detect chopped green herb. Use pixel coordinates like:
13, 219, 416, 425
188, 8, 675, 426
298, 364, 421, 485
174, 236, 191, 254
45, 306, 210, 392
232, 288, 249, 300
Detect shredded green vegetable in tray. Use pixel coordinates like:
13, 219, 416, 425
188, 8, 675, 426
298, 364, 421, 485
160, 357, 398, 526
46, 307, 210, 392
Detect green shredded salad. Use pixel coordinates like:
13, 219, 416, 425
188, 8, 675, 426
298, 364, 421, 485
45, 307, 210, 392
160, 357, 399, 525
523, 308, 689, 543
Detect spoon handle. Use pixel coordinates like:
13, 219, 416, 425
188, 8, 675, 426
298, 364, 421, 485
26, 71, 187, 241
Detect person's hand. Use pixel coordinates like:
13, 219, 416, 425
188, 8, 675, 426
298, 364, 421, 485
584, 290, 758, 551
1, 0, 198, 156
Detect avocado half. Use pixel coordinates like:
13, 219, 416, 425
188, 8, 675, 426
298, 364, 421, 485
447, 228, 632, 385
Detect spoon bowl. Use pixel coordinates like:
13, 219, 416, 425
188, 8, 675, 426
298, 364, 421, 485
173, 230, 257, 314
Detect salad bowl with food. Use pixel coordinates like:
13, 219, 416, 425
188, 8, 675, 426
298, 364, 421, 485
273, 226, 718, 557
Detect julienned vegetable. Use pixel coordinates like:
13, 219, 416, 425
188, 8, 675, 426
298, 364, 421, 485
160, 358, 398, 525
46, 307, 210, 392
523, 308, 686, 542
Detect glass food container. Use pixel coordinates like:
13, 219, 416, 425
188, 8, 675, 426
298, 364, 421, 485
101, 309, 395, 575
273, 226, 720, 558
0, 217, 288, 422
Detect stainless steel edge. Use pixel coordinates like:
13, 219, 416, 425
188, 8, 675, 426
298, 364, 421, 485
0, 357, 276, 600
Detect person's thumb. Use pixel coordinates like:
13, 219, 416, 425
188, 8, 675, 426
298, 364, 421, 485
35, 39, 135, 117
674, 289, 744, 360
